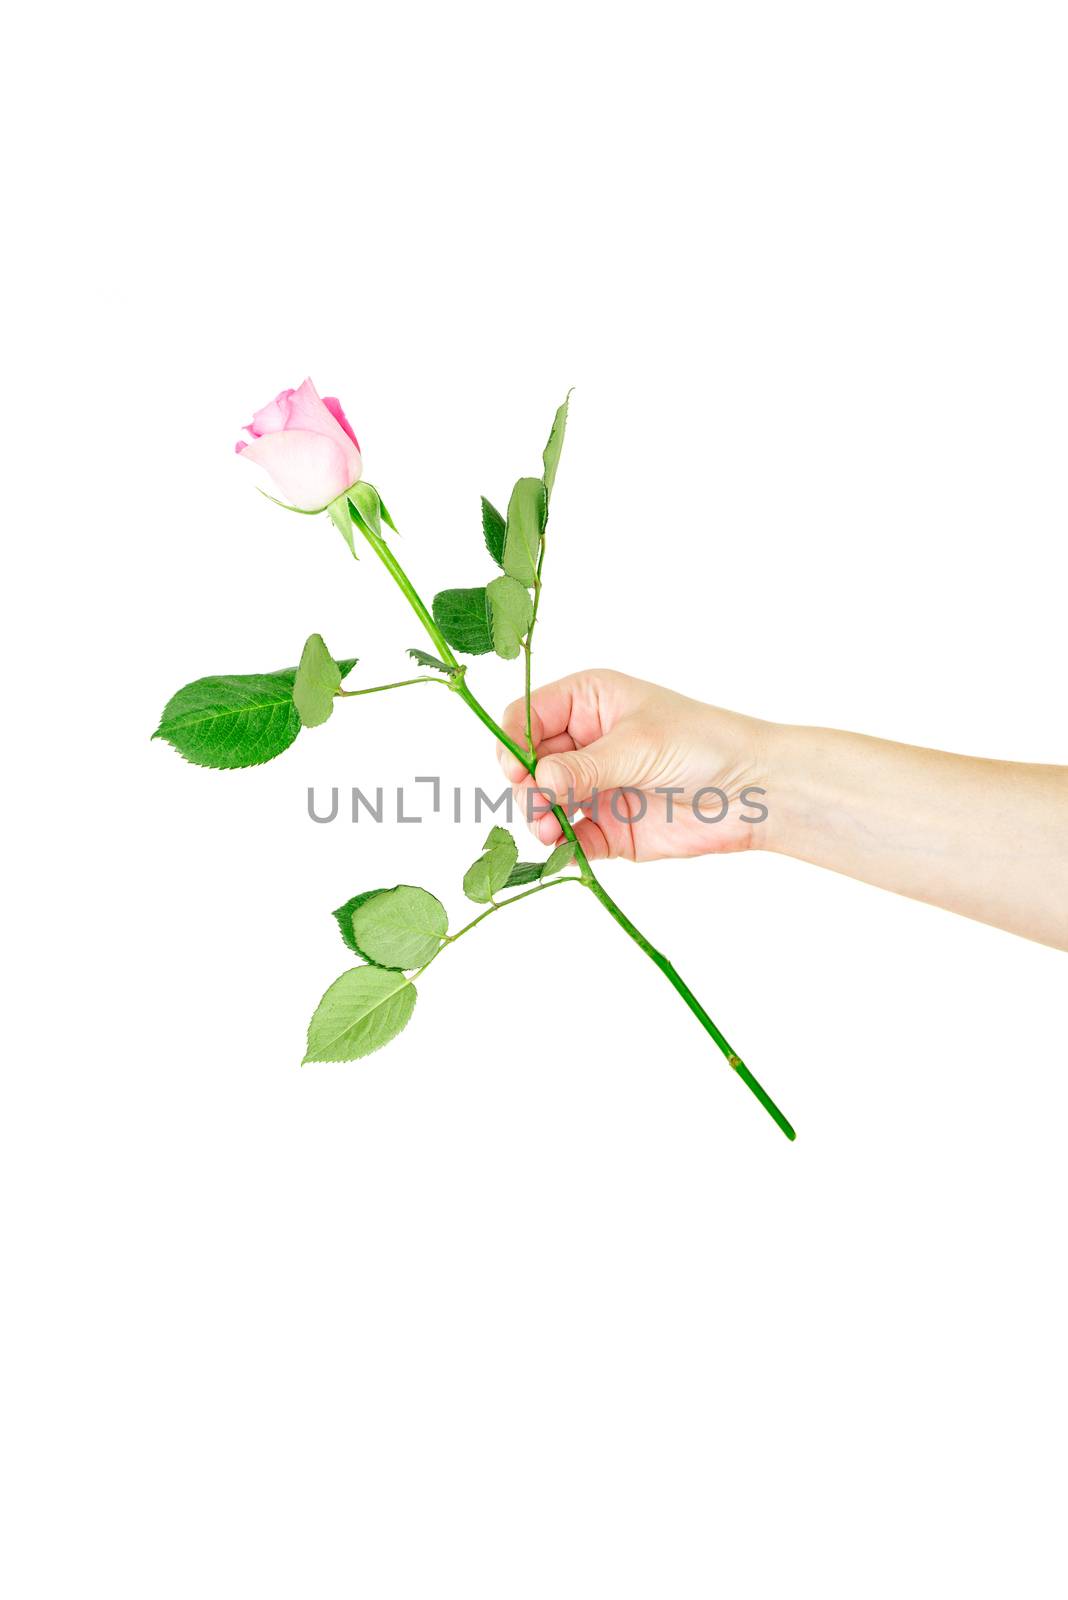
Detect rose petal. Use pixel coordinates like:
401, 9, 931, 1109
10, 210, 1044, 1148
246, 388, 294, 438
285, 378, 362, 486
322, 395, 361, 452
239, 428, 355, 511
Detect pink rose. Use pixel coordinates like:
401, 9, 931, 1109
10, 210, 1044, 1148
235, 378, 363, 510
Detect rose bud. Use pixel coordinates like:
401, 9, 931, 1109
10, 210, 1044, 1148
235, 378, 363, 510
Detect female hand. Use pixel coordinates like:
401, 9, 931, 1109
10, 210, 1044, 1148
498, 669, 1068, 950
497, 668, 773, 862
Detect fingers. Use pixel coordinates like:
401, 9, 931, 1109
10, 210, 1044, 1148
496, 722, 578, 785
496, 673, 642, 859
533, 732, 636, 805
508, 774, 565, 843
511, 806, 629, 861
571, 816, 612, 860
537, 731, 577, 758
496, 684, 569, 783
508, 677, 581, 743
496, 672, 614, 782
507, 776, 639, 861
497, 697, 543, 773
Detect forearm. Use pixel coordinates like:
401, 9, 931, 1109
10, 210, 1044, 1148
761, 721, 1068, 951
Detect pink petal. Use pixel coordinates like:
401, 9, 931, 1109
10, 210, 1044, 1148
323, 395, 361, 452
234, 440, 248, 454
245, 387, 294, 438
285, 378, 362, 486
239, 428, 357, 511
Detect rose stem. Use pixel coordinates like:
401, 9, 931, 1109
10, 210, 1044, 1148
350, 507, 797, 1141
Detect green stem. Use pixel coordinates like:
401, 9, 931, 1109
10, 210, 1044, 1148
522, 541, 546, 756
416, 875, 580, 977
453, 675, 594, 877
581, 876, 796, 1140
522, 634, 534, 756
349, 515, 461, 671
336, 676, 446, 697
347, 501, 796, 1140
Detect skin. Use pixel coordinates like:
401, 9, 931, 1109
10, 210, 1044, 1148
497, 669, 1068, 953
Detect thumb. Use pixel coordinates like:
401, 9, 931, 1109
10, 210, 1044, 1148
535, 735, 635, 804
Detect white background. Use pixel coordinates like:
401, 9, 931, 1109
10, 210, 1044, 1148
3, 3, 1066, 1595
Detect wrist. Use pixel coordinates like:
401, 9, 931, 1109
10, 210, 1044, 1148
693, 705, 785, 853
756, 720, 812, 856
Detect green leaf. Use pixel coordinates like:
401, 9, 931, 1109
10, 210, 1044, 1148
377, 490, 398, 532
154, 656, 356, 769
432, 587, 494, 655
349, 884, 448, 970
486, 575, 534, 660
347, 482, 397, 534
482, 496, 506, 567
327, 497, 357, 555
542, 391, 571, 504
348, 482, 385, 538
153, 669, 298, 768
503, 861, 544, 887
541, 840, 576, 877
303, 966, 417, 1063
293, 633, 342, 728
463, 825, 519, 903
332, 888, 388, 955
407, 648, 453, 675
502, 477, 547, 587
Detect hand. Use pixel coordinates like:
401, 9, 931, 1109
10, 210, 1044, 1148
499, 668, 1068, 947
497, 668, 772, 861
